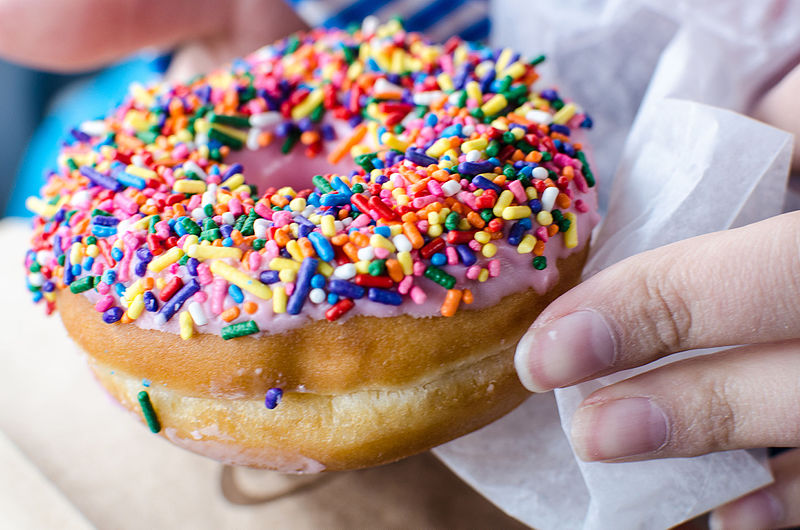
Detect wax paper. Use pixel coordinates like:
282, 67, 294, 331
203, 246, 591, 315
435, 1, 799, 528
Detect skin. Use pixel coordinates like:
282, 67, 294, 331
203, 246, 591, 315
0, 1, 798, 525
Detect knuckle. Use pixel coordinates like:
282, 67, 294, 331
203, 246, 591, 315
636, 258, 694, 354
683, 375, 738, 453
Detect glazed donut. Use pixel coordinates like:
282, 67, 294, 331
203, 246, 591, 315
25, 19, 599, 472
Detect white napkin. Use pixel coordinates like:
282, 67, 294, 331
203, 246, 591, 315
436, 1, 799, 528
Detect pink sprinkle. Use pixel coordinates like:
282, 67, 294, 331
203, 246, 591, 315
255, 202, 273, 219
95, 295, 114, 312
573, 171, 589, 193
97, 199, 114, 212
535, 226, 549, 241
117, 249, 132, 282
427, 180, 444, 197
351, 213, 371, 228
398, 276, 414, 294
417, 220, 429, 232
91, 262, 105, 275
197, 263, 213, 285
114, 193, 139, 215
176, 235, 189, 248
379, 189, 392, 200
409, 286, 427, 304
168, 263, 180, 274
553, 153, 575, 168
468, 240, 482, 252
172, 144, 189, 159
155, 220, 170, 239
207, 174, 222, 185
248, 252, 262, 270
228, 198, 243, 217
263, 240, 279, 261
187, 194, 201, 210
412, 260, 426, 276
374, 247, 390, 259
446, 246, 458, 265
272, 210, 292, 227
193, 291, 208, 303
285, 282, 295, 296
211, 278, 227, 314
96, 282, 110, 295
508, 180, 527, 203
575, 199, 589, 213
411, 195, 437, 209
466, 265, 481, 280
488, 259, 500, 277
457, 191, 478, 210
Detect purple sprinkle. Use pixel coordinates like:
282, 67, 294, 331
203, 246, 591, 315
259, 270, 280, 284
265, 388, 283, 409
404, 148, 437, 167
102, 307, 124, 324
458, 161, 495, 176
79, 166, 123, 192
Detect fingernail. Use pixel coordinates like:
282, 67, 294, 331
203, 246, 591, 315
709, 490, 783, 530
571, 397, 668, 460
514, 310, 616, 392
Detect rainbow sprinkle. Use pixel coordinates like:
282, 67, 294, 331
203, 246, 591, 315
24, 19, 595, 339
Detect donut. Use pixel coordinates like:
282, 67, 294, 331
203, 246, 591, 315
24, 19, 600, 472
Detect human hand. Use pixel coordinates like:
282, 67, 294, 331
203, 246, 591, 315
0, 0, 306, 77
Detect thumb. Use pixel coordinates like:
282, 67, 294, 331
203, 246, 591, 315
514, 211, 800, 392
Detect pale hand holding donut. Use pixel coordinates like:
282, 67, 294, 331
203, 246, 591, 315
515, 62, 800, 529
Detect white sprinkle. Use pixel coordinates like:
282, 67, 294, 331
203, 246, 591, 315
334, 263, 356, 280
374, 78, 403, 95
221, 212, 235, 226
70, 190, 91, 208
466, 150, 482, 162
526, 109, 552, 125
392, 234, 413, 253
541, 186, 559, 211
413, 91, 445, 106
191, 207, 207, 220
249, 111, 281, 129
79, 120, 108, 136
441, 180, 462, 197
187, 301, 208, 326
309, 288, 326, 304
532, 166, 549, 180
357, 247, 374, 261
247, 129, 261, 151
182, 160, 207, 180
254, 219, 269, 239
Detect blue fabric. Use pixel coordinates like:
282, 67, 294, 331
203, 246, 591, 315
4, 54, 168, 217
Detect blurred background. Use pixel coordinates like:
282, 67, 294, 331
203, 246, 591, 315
0, 53, 169, 217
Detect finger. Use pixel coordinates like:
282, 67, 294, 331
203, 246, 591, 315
514, 211, 800, 393
568, 341, 800, 461
0, 0, 226, 71
753, 61, 800, 171
710, 448, 800, 530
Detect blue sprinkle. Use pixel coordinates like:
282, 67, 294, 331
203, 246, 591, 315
116, 172, 146, 189
220, 224, 233, 238
114, 283, 126, 297
471, 175, 503, 193
374, 226, 391, 238
508, 221, 527, 245
264, 388, 283, 410
310, 274, 326, 289
228, 284, 244, 303
42, 281, 55, 293
71, 264, 82, 277
320, 193, 351, 207
91, 225, 117, 238
368, 288, 403, 306
327, 279, 365, 299
135, 248, 153, 262
32, 291, 43, 303
404, 147, 437, 167
308, 231, 335, 262
440, 123, 463, 137
259, 270, 280, 285
187, 257, 199, 276
143, 291, 159, 312
330, 176, 352, 197
458, 161, 495, 176
431, 253, 447, 266
540, 89, 558, 101
102, 270, 117, 284
298, 224, 313, 238
222, 237, 234, 247
529, 199, 543, 214
456, 245, 477, 267
287, 257, 317, 315
142, 379, 151, 387
102, 307, 124, 324
519, 217, 533, 230
134, 260, 148, 277
92, 215, 119, 226
157, 279, 201, 323
327, 292, 339, 304
549, 124, 571, 136
83, 257, 94, 271
580, 114, 593, 128
79, 166, 123, 192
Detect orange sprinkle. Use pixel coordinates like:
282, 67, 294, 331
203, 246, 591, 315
401, 212, 418, 223
221, 306, 240, 322
331, 234, 349, 246
466, 211, 486, 229
556, 193, 571, 209
230, 230, 244, 246
402, 221, 424, 249
440, 289, 462, 317
298, 237, 315, 257
273, 228, 290, 247
342, 242, 360, 262
385, 259, 404, 283
350, 231, 369, 247
533, 240, 546, 256
328, 123, 367, 164
243, 301, 258, 314
462, 289, 474, 305
548, 224, 560, 237
143, 277, 155, 290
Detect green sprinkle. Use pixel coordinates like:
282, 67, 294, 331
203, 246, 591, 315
285, 35, 300, 54
57, 254, 66, 266
69, 276, 94, 294
310, 104, 325, 123
137, 391, 161, 433
85, 235, 97, 245
66, 158, 79, 171
530, 54, 546, 66
281, 130, 300, 154
502, 131, 516, 144
178, 254, 189, 266
354, 153, 375, 172
312, 175, 334, 193
444, 211, 460, 231
456, 90, 467, 108
532, 256, 547, 270
351, 183, 364, 194
576, 151, 595, 187
552, 99, 564, 111
479, 209, 494, 223
368, 259, 386, 276
91, 208, 112, 217
497, 75, 512, 93
424, 266, 456, 289
540, 152, 553, 162
486, 140, 500, 158
29, 262, 41, 273
202, 217, 218, 231
208, 128, 243, 150
222, 320, 259, 340
180, 217, 201, 236
136, 131, 159, 145
148, 215, 161, 234
252, 238, 266, 251
201, 228, 221, 242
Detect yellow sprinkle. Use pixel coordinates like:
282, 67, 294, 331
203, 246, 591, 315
503, 61, 527, 80
481, 94, 508, 116
389, 224, 403, 237
285, 240, 304, 262
390, 48, 405, 73
269, 257, 300, 271
289, 197, 306, 212
525, 186, 538, 200
232, 184, 251, 196
458, 218, 471, 230
279, 269, 297, 283
155, 278, 167, 290
474, 231, 490, 244
148, 246, 183, 273
396, 251, 413, 275
492, 190, 515, 217
174, 179, 207, 195
370, 234, 395, 252
126, 165, 158, 180
317, 261, 334, 277
220, 173, 244, 190
272, 286, 287, 313
291, 89, 325, 120
186, 245, 242, 261
381, 133, 409, 152
123, 279, 144, 304
427, 224, 443, 237
478, 268, 490, 282
465, 81, 482, 102
179, 310, 194, 340
502, 206, 533, 220
320, 215, 336, 237
495, 48, 514, 73
564, 212, 578, 248
209, 260, 272, 300
536, 211, 554, 226
436, 73, 454, 92
85, 244, 99, 258
425, 138, 451, 158
127, 294, 145, 320
552, 103, 576, 125
482, 243, 498, 258
427, 211, 440, 225
180, 235, 199, 251
517, 234, 536, 254
209, 122, 248, 143
355, 260, 370, 274
25, 197, 59, 218
43, 291, 56, 303
69, 243, 84, 267
277, 186, 296, 198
